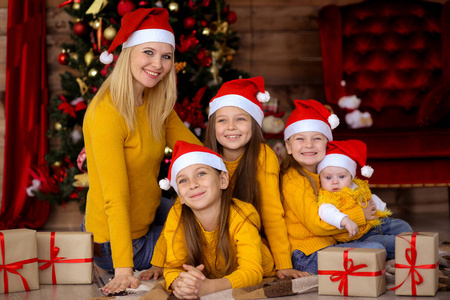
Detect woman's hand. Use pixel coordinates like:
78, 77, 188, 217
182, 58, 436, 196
362, 199, 378, 221
276, 268, 311, 279
139, 265, 163, 280
172, 264, 205, 299
102, 267, 140, 294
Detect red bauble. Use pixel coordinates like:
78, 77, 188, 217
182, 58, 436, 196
227, 11, 237, 24
117, 0, 136, 17
138, 0, 148, 6
73, 21, 90, 37
183, 16, 196, 30
58, 52, 69, 65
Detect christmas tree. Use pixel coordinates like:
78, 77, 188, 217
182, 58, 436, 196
29, 0, 248, 210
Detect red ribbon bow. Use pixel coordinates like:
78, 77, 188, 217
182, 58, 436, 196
318, 248, 385, 296
391, 232, 439, 295
0, 232, 38, 293
38, 232, 93, 284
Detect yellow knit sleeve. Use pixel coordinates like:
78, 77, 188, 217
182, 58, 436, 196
165, 110, 202, 148
257, 145, 292, 270
224, 200, 265, 288
83, 98, 134, 268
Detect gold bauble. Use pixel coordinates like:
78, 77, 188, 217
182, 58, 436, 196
103, 26, 117, 41
88, 68, 98, 77
93, 20, 101, 30
73, 2, 80, 10
226, 55, 234, 61
54, 122, 63, 131
168, 2, 179, 12
210, 65, 219, 77
84, 48, 95, 66
202, 28, 211, 36
69, 52, 78, 61
52, 161, 62, 168
164, 146, 173, 157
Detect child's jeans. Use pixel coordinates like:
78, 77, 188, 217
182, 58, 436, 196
354, 217, 413, 260
292, 240, 385, 274
81, 197, 174, 272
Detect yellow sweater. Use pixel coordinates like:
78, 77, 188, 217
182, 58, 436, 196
83, 94, 201, 268
281, 168, 367, 256
163, 199, 275, 290
318, 178, 392, 243
224, 144, 292, 270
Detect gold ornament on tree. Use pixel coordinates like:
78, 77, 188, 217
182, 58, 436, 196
73, 0, 81, 10
54, 122, 63, 131
168, 2, 179, 12
76, 77, 89, 95
103, 26, 117, 40
52, 161, 62, 168
164, 146, 173, 157
84, 48, 95, 66
88, 68, 98, 77
69, 52, 78, 61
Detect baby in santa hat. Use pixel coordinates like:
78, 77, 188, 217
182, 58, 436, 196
317, 139, 413, 260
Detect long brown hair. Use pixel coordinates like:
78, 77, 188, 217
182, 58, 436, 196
279, 151, 319, 200
204, 113, 265, 216
175, 171, 237, 277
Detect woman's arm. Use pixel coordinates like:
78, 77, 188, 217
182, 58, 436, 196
165, 110, 202, 148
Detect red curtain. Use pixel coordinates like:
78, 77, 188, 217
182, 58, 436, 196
0, 0, 50, 229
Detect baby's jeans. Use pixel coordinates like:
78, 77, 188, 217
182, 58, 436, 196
81, 197, 174, 272
355, 217, 413, 260
291, 240, 385, 274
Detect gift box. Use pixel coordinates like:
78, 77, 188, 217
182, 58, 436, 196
37, 232, 94, 284
318, 247, 386, 297
393, 232, 439, 296
0, 229, 39, 294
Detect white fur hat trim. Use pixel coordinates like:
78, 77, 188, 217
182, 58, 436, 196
100, 51, 114, 64
361, 165, 374, 178
257, 91, 270, 103
159, 178, 171, 190
328, 114, 340, 130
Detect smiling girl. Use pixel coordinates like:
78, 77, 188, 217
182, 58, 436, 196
82, 8, 201, 294
159, 141, 274, 298
281, 99, 385, 274
203, 77, 307, 279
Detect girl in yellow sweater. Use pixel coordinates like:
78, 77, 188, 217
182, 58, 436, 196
203, 77, 307, 279
159, 141, 274, 298
281, 99, 385, 274
83, 8, 200, 294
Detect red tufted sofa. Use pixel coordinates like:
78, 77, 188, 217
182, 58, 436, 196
318, 0, 450, 188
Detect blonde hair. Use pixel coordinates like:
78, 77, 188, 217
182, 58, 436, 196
94, 45, 177, 142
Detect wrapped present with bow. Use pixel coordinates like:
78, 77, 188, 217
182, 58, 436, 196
37, 232, 94, 284
318, 247, 386, 297
0, 229, 39, 294
393, 232, 439, 296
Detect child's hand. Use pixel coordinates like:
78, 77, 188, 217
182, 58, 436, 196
341, 216, 359, 238
102, 267, 140, 294
138, 265, 163, 280
172, 264, 205, 299
276, 268, 311, 279
362, 199, 378, 221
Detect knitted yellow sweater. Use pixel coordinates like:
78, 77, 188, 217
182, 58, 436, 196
83, 94, 200, 268
317, 178, 392, 243
163, 199, 275, 290
281, 168, 367, 256
224, 144, 292, 270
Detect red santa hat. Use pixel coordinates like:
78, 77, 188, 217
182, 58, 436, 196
208, 76, 271, 126
317, 139, 374, 179
159, 141, 228, 193
100, 8, 175, 64
284, 99, 339, 141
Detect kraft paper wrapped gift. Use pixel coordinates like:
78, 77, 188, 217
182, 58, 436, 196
0, 229, 39, 294
37, 232, 94, 284
318, 247, 386, 297
393, 232, 439, 296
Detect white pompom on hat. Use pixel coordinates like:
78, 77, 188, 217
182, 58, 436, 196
159, 141, 228, 193
99, 8, 175, 64
208, 76, 270, 127
284, 99, 339, 141
317, 139, 374, 179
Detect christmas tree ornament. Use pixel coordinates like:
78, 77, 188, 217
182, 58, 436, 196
84, 48, 95, 66
164, 146, 173, 157
202, 27, 211, 36
138, 0, 149, 6
226, 11, 237, 24
88, 68, 99, 77
76, 77, 89, 95
86, 0, 108, 15
54, 122, 63, 131
183, 16, 196, 30
89, 86, 99, 94
69, 52, 78, 61
52, 161, 62, 168
73, 0, 81, 10
103, 26, 117, 40
168, 2, 179, 12
73, 20, 90, 37
58, 50, 70, 65
117, 0, 136, 17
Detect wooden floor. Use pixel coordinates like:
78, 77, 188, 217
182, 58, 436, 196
1, 212, 450, 300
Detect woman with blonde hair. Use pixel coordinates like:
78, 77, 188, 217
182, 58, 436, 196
82, 8, 201, 294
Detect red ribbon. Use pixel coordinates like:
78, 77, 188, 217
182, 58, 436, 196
391, 232, 439, 295
318, 248, 385, 296
38, 232, 93, 284
0, 232, 38, 293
